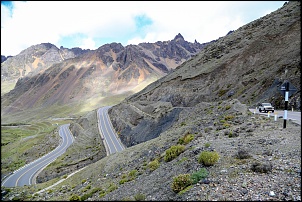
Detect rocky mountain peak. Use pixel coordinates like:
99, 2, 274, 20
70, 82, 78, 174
173, 33, 185, 41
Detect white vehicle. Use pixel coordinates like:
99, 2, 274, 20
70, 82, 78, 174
258, 103, 274, 113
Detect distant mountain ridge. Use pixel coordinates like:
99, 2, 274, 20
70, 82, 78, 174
1, 34, 208, 119
1, 43, 92, 81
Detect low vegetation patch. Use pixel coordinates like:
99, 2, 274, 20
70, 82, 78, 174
171, 174, 193, 193
148, 159, 160, 171
198, 151, 220, 166
164, 145, 185, 162
178, 133, 194, 145
191, 168, 209, 184
119, 169, 138, 184
134, 192, 146, 201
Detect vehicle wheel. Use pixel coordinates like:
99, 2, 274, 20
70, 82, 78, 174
264, 110, 267, 113
259, 109, 262, 112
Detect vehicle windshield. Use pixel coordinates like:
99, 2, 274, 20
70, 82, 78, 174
262, 103, 272, 107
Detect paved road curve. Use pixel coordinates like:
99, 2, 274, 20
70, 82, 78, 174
97, 106, 125, 155
1, 124, 74, 187
249, 109, 301, 125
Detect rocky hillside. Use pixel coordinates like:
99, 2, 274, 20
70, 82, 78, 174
3, 99, 300, 201
109, 0, 300, 147
1, 34, 207, 120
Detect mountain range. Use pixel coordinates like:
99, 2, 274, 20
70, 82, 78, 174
1, 33, 209, 122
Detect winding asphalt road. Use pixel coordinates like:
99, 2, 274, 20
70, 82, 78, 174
1, 124, 74, 187
97, 106, 125, 155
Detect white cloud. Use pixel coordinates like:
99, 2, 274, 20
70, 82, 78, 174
79, 37, 96, 50
1, 1, 286, 56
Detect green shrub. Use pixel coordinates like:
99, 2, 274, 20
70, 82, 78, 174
119, 178, 129, 185
218, 89, 228, 97
107, 183, 117, 192
128, 170, 138, 180
99, 189, 106, 198
134, 193, 146, 201
204, 142, 211, 148
171, 174, 193, 193
80, 192, 93, 201
225, 105, 231, 110
224, 114, 234, 120
119, 170, 139, 184
191, 168, 208, 184
69, 194, 81, 201
223, 123, 231, 128
198, 151, 220, 166
148, 159, 160, 171
178, 133, 194, 145
164, 145, 185, 162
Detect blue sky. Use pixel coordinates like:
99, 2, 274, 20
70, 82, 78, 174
1, 1, 287, 56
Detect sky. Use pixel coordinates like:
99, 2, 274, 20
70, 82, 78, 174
1, 1, 287, 56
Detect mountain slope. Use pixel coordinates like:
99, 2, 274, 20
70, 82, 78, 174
109, 0, 300, 147
1, 35, 207, 122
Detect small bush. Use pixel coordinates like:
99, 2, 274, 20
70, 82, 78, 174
164, 145, 185, 162
69, 194, 81, 201
204, 142, 211, 148
251, 161, 272, 173
224, 114, 234, 120
119, 178, 128, 185
134, 193, 146, 201
107, 183, 117, 192
80, 192, 93, 201
171, 174, 193, 193
225, 105, 231, 110
218, 89, 228, 97
191, 168, 208, 184
99, 189, 106, 198
237, 148, 251, 159
198, 151, 219, 166
128, 170, 138, 180
223, 123, 231, 128
178, 133, 194, 145
148, 159, 160, 171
